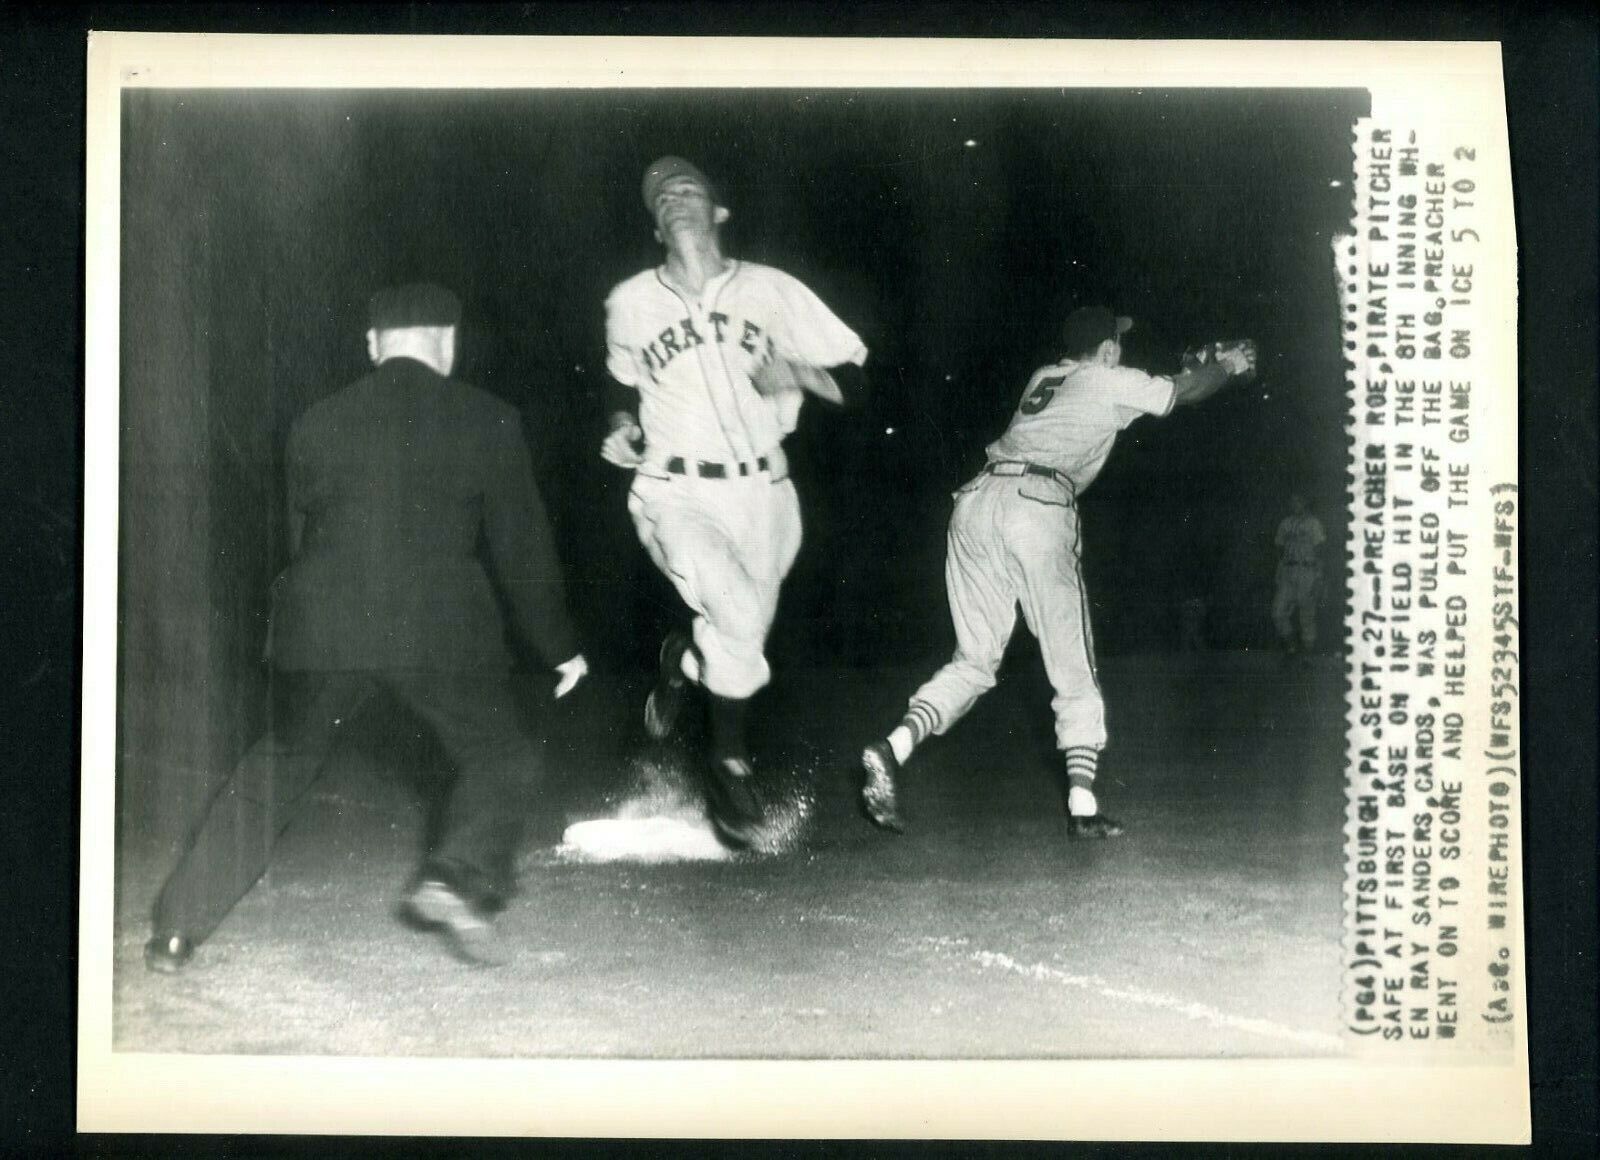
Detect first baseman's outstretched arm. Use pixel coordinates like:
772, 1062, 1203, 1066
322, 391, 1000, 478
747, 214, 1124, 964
1170, 342, 1257, 407
1170, 361, 1234, 407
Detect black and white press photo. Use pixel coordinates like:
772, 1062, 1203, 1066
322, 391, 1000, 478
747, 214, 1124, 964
79, 36, 1527, 1142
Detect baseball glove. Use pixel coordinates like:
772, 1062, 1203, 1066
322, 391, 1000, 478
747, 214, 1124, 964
751, 356, 845, 405
1181, 338, 1259, 381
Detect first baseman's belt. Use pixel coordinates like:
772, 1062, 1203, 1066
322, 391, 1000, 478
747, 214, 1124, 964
985, 460, 1075, 492
665, 455, 770, 479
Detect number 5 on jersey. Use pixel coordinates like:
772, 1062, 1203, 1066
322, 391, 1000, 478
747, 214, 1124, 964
1019, 372, 1066, 415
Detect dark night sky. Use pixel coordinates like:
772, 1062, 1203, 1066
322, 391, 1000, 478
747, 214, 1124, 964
123, 86, 1367, 667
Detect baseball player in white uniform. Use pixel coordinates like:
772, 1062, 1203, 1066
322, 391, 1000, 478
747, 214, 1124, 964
860, 307, 1256, 837
1272, 492, 1326, 657
600, 156, 867, 847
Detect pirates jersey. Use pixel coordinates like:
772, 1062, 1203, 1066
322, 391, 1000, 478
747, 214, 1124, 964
605, 260, 867, 463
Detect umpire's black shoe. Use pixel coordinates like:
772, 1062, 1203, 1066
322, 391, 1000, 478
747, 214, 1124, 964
1067, 812, 1125, 840
403, 879, 508, 967
144, 932, 195, 974
703, 755, 767, 849
860, 741, 905, 833
644, 631, 693, 740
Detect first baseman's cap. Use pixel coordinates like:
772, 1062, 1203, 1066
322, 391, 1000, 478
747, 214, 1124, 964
367, 282, 462, 330
1062, 306, 1134, 356
641, 156, 720, 210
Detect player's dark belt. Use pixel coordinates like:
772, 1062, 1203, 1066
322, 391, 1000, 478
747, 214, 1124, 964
985, 460, 1075, 494
665, 455, 770, 479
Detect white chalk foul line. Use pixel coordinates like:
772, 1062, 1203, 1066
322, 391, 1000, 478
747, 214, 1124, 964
924, 937, 1343, 1052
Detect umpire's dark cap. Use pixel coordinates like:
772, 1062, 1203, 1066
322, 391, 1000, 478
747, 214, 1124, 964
368, 282, 462, 330
1063, 306, 1134, 356
642, 156, 720, 210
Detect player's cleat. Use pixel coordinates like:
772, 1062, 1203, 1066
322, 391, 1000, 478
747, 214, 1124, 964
644, 631, 693, 740
859, 741, 905, 832
1066, 812, 1125, 840
144, 932, 195, 973
403, 879, 508, 967
702, 755, 767, 849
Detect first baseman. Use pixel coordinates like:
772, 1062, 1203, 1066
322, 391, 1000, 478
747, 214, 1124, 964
600, 156, 867, 847
1272, 492, 1326, 657
860, 307, 1256, 837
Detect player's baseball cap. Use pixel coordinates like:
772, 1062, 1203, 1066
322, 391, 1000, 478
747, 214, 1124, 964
641, 156, 720, 210
367, 282, 461, 330
1062, 306, 1134, 357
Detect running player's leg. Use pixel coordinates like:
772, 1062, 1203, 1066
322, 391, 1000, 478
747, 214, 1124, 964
628, 474, 780, 844
628, 476, 773, 700
701, 473, 803, 776
740, 472, 804, 681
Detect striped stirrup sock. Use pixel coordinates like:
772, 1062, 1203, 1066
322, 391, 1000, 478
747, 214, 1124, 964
1063, 745, 1100, 792
887, 701, 939, 765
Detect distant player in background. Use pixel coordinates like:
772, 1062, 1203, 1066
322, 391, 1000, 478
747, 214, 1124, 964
600, 156, 867, 848
859, 307, 1256, 837
1272, 492, 1326, 659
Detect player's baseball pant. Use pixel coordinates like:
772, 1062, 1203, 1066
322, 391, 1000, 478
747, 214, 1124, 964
1272, 563, 1321, 647
628, 467, 803, 699
908, 471, 1107, 751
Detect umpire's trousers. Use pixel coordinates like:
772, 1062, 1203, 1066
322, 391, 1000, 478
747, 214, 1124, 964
152, 670, 541, 945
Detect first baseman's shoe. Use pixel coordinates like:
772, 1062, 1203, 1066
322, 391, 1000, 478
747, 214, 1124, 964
860, 741, 905, 832
144, 932, 195, 974
644, 631, 693, 740
403, 879, 508, 967
702, 755, 767, 849
1066, 812, 1125, 840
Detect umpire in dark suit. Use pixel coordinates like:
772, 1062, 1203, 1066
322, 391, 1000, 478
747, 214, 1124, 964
146, 283, 588, 970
